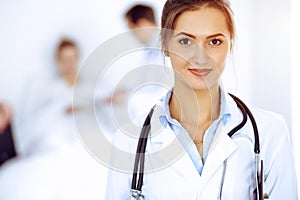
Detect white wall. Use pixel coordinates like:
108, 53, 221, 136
234, 0, 299, 192
252, 0, 292, 130
291, 0, 300, 194
230, 0, 292, 129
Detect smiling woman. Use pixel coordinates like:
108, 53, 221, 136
166, 8, 231, 91
105, 0, 298, 199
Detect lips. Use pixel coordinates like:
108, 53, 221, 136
188, 68, 212, 77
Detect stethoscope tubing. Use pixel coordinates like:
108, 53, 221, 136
131, 106, 155, 191
130, 93, 262, 199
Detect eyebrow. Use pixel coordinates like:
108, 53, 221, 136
175, 32, 196, 39
175, 32, 226, 39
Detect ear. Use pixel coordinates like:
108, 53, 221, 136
163, 49, 170, 57
162, 43, 170, 57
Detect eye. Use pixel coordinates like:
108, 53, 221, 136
179, 38, 192, 45
209, 38, 222, 46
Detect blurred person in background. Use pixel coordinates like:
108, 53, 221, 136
125, 4, 159, 52
0, 103, 12, 134
0, 102, 17, 166
93, 4, 169, 140
124, 3, 164, 69
11, 38, 82, 154
0, 37, 83, 162
53, 37, 80, 115
0, 36, 107, 200
122, 3, 170, 120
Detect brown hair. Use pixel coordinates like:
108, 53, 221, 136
161, 0, 235, 49
56, 37, 78, 60
125, 4, 156, 24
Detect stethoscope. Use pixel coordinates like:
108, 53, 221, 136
129, 94, 264, 200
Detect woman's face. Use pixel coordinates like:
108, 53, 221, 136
57, 46, 79, 76
167, 7, 231, 90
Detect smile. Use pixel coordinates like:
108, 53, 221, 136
188, 68, 212, 77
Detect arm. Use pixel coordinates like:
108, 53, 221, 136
105, 129, 135, 200
105, 167, 131, 200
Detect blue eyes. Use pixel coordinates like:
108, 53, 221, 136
178, 38, 223, 46
179, 38, 192, 45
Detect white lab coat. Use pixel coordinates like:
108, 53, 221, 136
94, 32, 172, 139
105, 93, 298, 200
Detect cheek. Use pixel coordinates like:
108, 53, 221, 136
207, 48, 228, 72
57, 60, 65, 69
169, 53, 189, 71
214, 54, 226, 72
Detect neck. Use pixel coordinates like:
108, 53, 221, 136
141, 26, 158, 45
63, 74, 76, 86
169, 84, 220, 138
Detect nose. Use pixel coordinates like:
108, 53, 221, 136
189, 44, 211, 68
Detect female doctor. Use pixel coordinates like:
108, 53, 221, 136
105, 0, 298, 199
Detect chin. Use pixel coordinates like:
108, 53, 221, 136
191, 85, 211, 91
175, 73, 218, 91
188, 78, 213, 90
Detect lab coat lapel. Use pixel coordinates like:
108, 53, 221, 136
149, 104, 172, 144
169, 144, 200, 178
200, 122, 237, 186
150, 125, 200, 179
148, 105, 200, 179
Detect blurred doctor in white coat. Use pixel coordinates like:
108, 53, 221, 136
105, 0, 298, 199
124, 4, 169, 119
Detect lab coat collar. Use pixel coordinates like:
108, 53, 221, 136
149, 104, 173, 144
200, 122, 237, 185
149, 90, 242, 143
148, 90, 243, 181
148, 120, 201, 179
198, 92, 242, 182
148, 117, 238, 181
148, 94, 241, 179
222, 92, 246, 133
146, 106, 199, 178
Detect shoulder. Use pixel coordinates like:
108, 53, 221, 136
111, 115, 145, 153
225, 93, 289, 137
248, 107, 292, 160
239, 104, 290, 143
227, 94, 291, 153
250, 107, 289, 138
251, 107, 286, 125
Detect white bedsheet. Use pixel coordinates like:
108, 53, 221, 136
0, 141, 108, 200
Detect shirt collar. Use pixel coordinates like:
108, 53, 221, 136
158, 88, 232, 129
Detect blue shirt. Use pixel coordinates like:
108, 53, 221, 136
158, 89, 231, 175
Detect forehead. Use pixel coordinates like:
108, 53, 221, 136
60, 46, 77, 53
174, 7, 229, 36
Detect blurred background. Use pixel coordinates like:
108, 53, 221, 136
0, 0, 299, 199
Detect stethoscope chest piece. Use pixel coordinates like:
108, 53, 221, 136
128, 189, 145, 200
